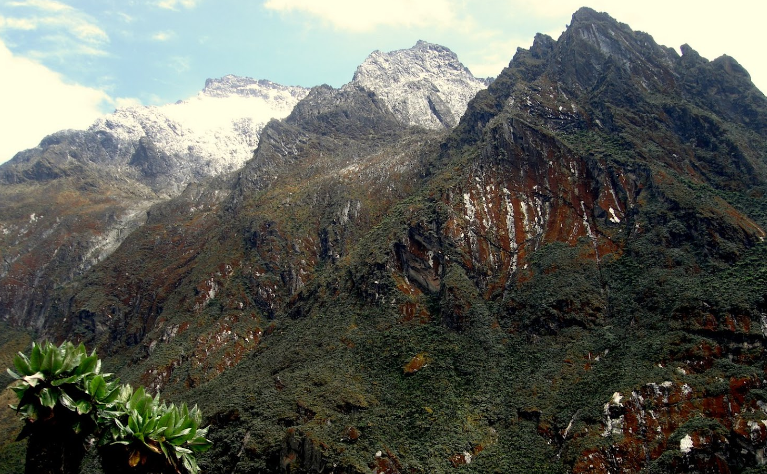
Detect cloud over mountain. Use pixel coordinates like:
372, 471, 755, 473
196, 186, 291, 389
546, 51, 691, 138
0, 39, 112, 162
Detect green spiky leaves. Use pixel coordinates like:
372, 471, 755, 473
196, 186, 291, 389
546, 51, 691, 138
6, 341, 110, 426
101, 385, 211, 473
7, 341, 211, 474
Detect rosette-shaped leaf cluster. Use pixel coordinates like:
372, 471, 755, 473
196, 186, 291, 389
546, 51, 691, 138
7, 341, 211, 474
7, 341, 119, 438
102, 385, 212, 474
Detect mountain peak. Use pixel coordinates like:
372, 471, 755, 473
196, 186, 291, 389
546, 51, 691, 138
82, 77, 309, 193
570, 6, 613, 24
201, 75, 308, 100
349, 41, 488, 129
548, 8, 682, 95
412, 39, 454, 55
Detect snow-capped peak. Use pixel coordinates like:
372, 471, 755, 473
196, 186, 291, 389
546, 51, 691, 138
201, 75, 308, 100
89, 76, 309, 190
348, 40, 489, 129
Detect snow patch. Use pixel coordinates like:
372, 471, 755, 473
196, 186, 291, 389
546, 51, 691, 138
608, 207, 621, 223
602, 391, 624, 437
680, 434, 694, 453
761, 312, 767, 338
463, 192, 476, 222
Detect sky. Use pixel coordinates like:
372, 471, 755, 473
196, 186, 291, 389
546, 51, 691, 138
1, 0, 766, 164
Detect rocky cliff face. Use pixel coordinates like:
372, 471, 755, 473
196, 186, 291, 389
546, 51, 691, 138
3, 7, 767, 474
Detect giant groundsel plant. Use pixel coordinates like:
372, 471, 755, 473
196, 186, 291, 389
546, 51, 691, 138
6, 341, 211, 474
101, 385, 212, 473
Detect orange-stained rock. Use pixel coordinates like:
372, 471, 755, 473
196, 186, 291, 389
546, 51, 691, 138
403, 352, 429, 374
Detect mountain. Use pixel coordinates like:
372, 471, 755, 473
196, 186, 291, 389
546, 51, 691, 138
3, 8, 767, 474
0, 77, 308, 333
0, 42, 488, 333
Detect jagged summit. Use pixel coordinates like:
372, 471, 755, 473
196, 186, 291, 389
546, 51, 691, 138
201, 75, 308, 100
553, 8, 767, 133
570, 6, 613, 22
410, 39, 459, 57
348, 40, 489, 129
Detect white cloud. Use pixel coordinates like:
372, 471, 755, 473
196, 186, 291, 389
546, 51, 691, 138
0, 39, 126, 163
464, 35, 531, 78
6, 0, 73, 12
68, 20, 108, 43
114, 97, 143, 109
1, 15, 109, 43
263, 0, 457, 32
145, 94, 166, 106
22, 36, 109, 61
156, 0, 201, 10
167, 55, 191, 73
116, 12, 134, 23
0, 15, 35, 30
1, 0, 109, 57
152, 30, 175, 41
